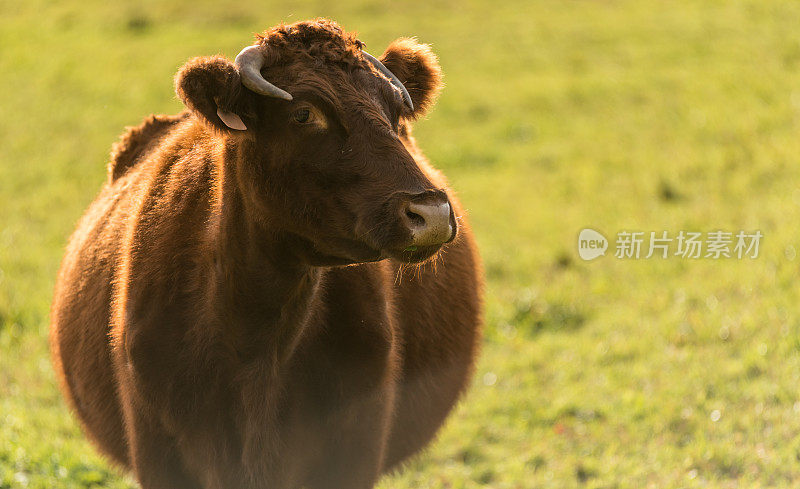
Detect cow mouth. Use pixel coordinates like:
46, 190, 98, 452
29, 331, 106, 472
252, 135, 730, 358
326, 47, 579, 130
383, 243, 444, 264
307, 243, 441, 265
306, 239, 442, 265
305, 226, 449, 265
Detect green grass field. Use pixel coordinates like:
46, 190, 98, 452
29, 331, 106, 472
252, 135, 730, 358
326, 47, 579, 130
3, 0, 800, 487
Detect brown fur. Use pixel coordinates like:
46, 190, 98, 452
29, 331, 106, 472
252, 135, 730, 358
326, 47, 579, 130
51, 19, 482, 489
108, 112, 189, 181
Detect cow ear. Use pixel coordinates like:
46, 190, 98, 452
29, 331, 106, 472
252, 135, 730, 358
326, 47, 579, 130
379, 39, 443, 118
175, 56, 251, 132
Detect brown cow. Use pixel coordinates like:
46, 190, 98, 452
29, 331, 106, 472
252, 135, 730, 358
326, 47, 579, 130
50, 19, 483, 489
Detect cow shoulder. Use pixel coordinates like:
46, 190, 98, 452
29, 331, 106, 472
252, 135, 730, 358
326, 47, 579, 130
108, 111, 190, 182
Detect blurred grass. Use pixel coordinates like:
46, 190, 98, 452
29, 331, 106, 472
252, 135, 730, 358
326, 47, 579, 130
3, 0, 800, 487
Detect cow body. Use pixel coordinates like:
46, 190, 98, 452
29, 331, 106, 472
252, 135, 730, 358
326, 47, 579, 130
50, 20, 482, 489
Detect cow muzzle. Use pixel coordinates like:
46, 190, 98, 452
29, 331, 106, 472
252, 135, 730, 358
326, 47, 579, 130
399, 191, 456, 248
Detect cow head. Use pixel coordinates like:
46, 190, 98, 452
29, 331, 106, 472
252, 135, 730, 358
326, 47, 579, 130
175, 19, 456, 265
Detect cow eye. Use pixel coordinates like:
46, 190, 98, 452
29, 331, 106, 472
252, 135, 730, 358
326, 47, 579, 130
292, 108, 311, 123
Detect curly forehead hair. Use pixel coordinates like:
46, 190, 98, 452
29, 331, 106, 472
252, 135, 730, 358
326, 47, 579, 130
255, 19, 366, 66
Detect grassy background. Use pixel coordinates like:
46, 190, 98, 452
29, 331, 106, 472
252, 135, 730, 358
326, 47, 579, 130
3, 0, 800, 487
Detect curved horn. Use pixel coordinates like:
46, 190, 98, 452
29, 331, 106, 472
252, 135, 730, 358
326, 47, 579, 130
234, 45, 293, 101
362, 51, 414, 112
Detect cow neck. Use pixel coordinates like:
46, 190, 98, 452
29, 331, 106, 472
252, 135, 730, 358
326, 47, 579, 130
207, 137, 322, 363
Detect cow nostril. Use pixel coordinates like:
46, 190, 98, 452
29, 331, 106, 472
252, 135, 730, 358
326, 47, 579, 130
405, 209, 425, 227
